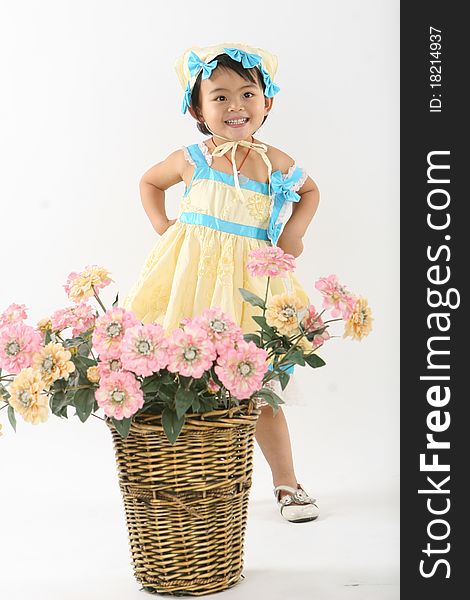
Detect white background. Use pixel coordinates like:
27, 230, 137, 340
0, 1, 399, 598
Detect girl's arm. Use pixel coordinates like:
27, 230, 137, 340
139, 149, 187, 235
278, 176, 320, 257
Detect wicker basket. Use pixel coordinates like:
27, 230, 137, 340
106, 402, 261, 596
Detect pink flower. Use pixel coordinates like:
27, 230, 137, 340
314, 274, 356, 319
215, 340, 268, 400
166, 325, 217, 378
120, 323, 169, 376
95, 371, 144, 420
92, 307, 140, 360
50, 301, 96, 337
190, 308, 244, 354
0, 303, 28, 329
247, 246, 296, 278
301, 305, 331, 349
0, 322, 43, 373
97, 356, 123, 378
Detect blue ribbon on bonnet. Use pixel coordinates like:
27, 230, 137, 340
266, 168, 303, 246
259, 65, 281, 97
187, 51, 219, 79
223, 47, 262, 68
181, 82, 192, 114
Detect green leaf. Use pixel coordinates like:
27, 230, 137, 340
304, 353, 326, 368
254, 387, 284, 414
0, 382, 10, 401
50, 391, 70, 415
73, 354, 96, 375
162, 408, 185, 444
156, 386, 174, 403
77, 342, 92, 357
251, 315, 276, 336
198, 395, 219, 412
287, 348, 306, 366
74, 388, 96, 423
141, 376, 160, 394
243, 333, 262, 347
112, 292, 119, 308
111, 416, 132, 438
238, 288, 266, 309
191, 395, 201, 412
44, 330, 52, 345
51, 378, 68, 391
175, 388, 195, 419
8, 405, 17, 432
278, 370, 290, 390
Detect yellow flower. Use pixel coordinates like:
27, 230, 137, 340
67, 266, 112, 303
31, 342, 76, 389
0, 422, 3, 437
37, 317, 52, 332
343, 297, 373, 341
266, 293, 305, 335
8, 367, 49, 424
86, 366, 101, 383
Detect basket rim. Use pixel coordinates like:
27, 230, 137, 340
104, 402, 261, 432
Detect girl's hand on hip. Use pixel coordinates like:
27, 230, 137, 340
277, 230, 304, 258
161, 218, 177, 234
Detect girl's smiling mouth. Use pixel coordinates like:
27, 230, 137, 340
225, 117, 250, 127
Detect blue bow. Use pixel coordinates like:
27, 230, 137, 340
259, 65, 281, 97
223, 47, 262, 68
181, 82, 192, 114
271, 169, 302, 202
267, 169, 303, 245
187, 51, 218, 79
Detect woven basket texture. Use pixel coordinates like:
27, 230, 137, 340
106, 404, 260, 596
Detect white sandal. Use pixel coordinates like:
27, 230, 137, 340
273, 483, 320, 523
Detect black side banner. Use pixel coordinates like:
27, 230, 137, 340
401, 3, 466, 598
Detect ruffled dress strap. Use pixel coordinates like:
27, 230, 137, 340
182, 143, 212, 169
267, 164, 308, 247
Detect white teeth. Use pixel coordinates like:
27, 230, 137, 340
226, 118, 248, 124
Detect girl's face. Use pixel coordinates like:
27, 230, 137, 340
190, 67, 273, 141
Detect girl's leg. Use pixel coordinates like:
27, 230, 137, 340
254, 405, 299, 499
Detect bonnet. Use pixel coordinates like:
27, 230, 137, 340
174, 42, 280, 115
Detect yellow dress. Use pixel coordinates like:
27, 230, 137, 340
121, 139, 311, 402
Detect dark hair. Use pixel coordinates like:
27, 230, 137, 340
190, 53, 268, 135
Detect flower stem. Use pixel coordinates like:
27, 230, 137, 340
64, 385, 95, 392
92, 285, 107, 313
260, 276, 271, 345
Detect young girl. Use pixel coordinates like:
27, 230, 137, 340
122, 42, 320, 523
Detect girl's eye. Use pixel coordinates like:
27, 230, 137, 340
215, 92, 254, 101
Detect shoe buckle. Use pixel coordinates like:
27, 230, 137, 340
279, 488, 316, 506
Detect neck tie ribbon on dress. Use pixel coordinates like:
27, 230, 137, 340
210, 135, 273, 201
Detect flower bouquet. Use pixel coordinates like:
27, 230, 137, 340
0, 247, 372, 595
